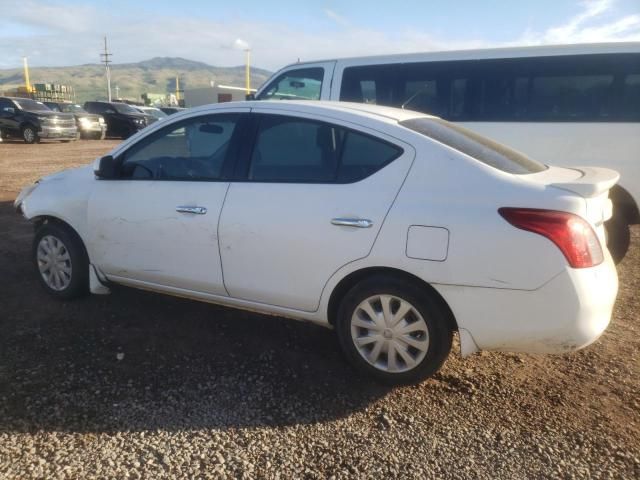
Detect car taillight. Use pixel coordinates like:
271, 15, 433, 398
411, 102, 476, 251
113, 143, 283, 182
498, 208, 604, 268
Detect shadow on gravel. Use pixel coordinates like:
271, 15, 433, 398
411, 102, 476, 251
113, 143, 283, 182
0, 201, 391, 433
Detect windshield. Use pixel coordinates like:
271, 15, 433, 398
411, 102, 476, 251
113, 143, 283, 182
13, 99, 51, 112
59, 103, 86, 113
113, 103, 140, 115
145, 108, 168, 120
400, 117, 547, 175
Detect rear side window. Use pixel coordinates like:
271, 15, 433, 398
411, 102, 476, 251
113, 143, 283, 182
338, 132, 402, 183
248, 115, 403, 183
257, 68, 324, 101
400, 117, 546, 174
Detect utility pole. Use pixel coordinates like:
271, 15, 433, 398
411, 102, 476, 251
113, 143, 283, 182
100, 37, 113, 102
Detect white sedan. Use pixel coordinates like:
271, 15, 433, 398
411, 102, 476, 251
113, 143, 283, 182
14, 101, 619, 384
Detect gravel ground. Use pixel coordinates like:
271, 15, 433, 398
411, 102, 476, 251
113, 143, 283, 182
0, 141, 638, 479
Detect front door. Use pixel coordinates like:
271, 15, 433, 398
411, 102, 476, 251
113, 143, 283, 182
88, 109, 248, 295
218, 111, 414, 311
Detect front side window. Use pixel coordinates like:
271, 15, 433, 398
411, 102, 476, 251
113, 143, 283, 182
248, 115, 403, 183
120, 114, 239, 180
257, 68, 324, 100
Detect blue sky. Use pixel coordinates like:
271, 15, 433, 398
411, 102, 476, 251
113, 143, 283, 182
0, 0, 639, 69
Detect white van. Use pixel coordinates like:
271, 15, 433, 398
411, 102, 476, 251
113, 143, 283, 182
253, 42, 640, 262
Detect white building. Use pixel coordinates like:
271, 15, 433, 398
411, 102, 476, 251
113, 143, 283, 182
184, 84, 256, 107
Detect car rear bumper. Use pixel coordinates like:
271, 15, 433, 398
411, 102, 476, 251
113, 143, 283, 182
435, 255, 618, 355
39, 126, 78, 140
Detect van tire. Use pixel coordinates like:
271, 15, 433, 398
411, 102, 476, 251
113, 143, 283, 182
605, 216, 630, 264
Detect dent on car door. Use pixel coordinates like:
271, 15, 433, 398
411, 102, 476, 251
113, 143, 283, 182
218, 112, 415, 312
88, 110, 249, 295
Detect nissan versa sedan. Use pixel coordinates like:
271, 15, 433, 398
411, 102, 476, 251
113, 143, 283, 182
14, 101, 619, 384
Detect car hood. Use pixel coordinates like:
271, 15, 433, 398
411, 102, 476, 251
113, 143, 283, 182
74, 113, 103, 121
26, 110, 75, 120
40, 164, 95, 184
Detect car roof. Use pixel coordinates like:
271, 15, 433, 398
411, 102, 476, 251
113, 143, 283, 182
190, 100, 432, 125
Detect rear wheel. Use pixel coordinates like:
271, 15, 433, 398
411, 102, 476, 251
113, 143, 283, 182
33, 222, 89, 299
336, 275, 453, 385
22, 125, 39, 144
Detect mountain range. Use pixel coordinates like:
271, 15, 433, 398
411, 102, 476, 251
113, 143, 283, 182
0, 57, 273, 103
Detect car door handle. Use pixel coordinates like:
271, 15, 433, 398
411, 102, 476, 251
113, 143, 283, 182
176, 206, 207, 215
331, 218, 373, 228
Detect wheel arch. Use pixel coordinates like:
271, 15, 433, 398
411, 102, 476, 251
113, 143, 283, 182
32, 215, 90, 262
326, 266, 458, 333
20, 121, 39, 132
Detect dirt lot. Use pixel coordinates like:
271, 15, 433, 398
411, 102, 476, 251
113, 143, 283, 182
0, 140, 638, 479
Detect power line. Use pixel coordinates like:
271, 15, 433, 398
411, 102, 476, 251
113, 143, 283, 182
100, 36, 113, 101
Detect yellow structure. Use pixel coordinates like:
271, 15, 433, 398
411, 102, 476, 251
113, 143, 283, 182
23, 57, 32, 93
245, 49, 251, 95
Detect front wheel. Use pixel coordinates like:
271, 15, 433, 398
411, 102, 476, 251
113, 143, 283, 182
336, 276, 453, 385
33, 222, 89, 299
22, 125, 39, 144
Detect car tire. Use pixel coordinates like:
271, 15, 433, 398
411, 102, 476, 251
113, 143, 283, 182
22, 125, 39, 144
605, 215, 630, 264
336, 275, 453, 385
33, 222, 89, 299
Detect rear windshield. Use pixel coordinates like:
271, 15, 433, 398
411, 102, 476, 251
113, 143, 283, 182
400, 117, 547, 174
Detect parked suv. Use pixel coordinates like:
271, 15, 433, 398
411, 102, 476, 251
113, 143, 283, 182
0, 97, 77, 143
44, 102, 107, 140
83, 101, 147, 139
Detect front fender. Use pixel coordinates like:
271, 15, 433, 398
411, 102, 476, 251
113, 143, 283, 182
19, 165, 94, 245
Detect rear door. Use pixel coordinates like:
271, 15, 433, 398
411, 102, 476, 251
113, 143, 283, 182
255, 62, 336, 101
218, 110, 415, 312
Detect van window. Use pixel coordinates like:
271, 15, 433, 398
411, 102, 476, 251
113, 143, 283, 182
257, 68, 324, 101
340, 53, 640, 122
401, 117, 547, 174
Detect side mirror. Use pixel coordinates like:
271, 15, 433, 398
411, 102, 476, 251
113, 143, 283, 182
245, 93, 255, 101
94, 155, 119, 179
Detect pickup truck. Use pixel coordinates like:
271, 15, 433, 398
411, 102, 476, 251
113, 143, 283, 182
44, 101, 106, 140
0, 96, 77, 143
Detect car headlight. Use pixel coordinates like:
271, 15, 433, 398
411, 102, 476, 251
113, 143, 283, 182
98, 116, 105, 124
79, 117, 92, 127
